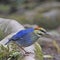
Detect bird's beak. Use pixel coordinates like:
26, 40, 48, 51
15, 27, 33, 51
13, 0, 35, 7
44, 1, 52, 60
44, 32, 52, 38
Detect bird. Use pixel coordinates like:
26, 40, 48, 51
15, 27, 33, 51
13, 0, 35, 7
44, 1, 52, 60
2, 26, 49, 54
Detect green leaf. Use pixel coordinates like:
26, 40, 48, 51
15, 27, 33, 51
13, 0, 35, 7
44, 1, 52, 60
34, 42, 43, 60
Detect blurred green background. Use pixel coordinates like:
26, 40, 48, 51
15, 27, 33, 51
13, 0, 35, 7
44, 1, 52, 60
0, 0, 60, 30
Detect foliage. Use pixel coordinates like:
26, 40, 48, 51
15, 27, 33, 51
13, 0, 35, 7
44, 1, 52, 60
34, 42, 43, 60
52, 40, 60, 53
0, 44, 24, 60
0, 42, 44, 60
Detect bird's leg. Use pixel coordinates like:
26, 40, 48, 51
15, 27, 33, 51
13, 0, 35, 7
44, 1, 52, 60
14, 42, 34, 56
19, 46, 27, 53
17, 45, 34, 56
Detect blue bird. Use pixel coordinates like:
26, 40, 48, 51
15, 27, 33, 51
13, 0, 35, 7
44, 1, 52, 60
4, 26, 48, 54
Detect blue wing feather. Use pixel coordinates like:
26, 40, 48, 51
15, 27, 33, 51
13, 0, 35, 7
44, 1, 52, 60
10, 28, 34, 41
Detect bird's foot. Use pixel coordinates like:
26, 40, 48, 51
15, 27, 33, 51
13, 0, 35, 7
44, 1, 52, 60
25, 52, 34, 54
24, 52, 34, 56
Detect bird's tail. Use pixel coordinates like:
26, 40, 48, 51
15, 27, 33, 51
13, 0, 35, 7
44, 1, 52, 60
0, 33, 16, 45
0, 39, 11, 45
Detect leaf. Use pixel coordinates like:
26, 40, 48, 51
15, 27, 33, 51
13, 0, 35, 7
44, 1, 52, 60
34, 42, 43, 60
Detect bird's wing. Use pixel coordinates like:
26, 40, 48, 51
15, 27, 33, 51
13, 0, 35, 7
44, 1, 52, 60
9, 28, 34, 41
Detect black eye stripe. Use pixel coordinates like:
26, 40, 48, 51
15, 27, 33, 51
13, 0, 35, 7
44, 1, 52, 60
40, 30, 46, 33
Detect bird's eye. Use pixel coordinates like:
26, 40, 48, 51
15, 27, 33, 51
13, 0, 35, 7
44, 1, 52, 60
40, 29, 46, 33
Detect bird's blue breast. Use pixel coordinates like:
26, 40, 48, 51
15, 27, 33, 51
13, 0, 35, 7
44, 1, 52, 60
9, 28, 39, 47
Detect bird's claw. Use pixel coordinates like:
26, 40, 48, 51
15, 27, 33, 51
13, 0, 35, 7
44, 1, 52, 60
25, 52, 34, 54
24, 52, 34, 56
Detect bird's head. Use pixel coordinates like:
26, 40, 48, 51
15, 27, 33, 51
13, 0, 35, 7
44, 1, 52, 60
34, 26, 48, 37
